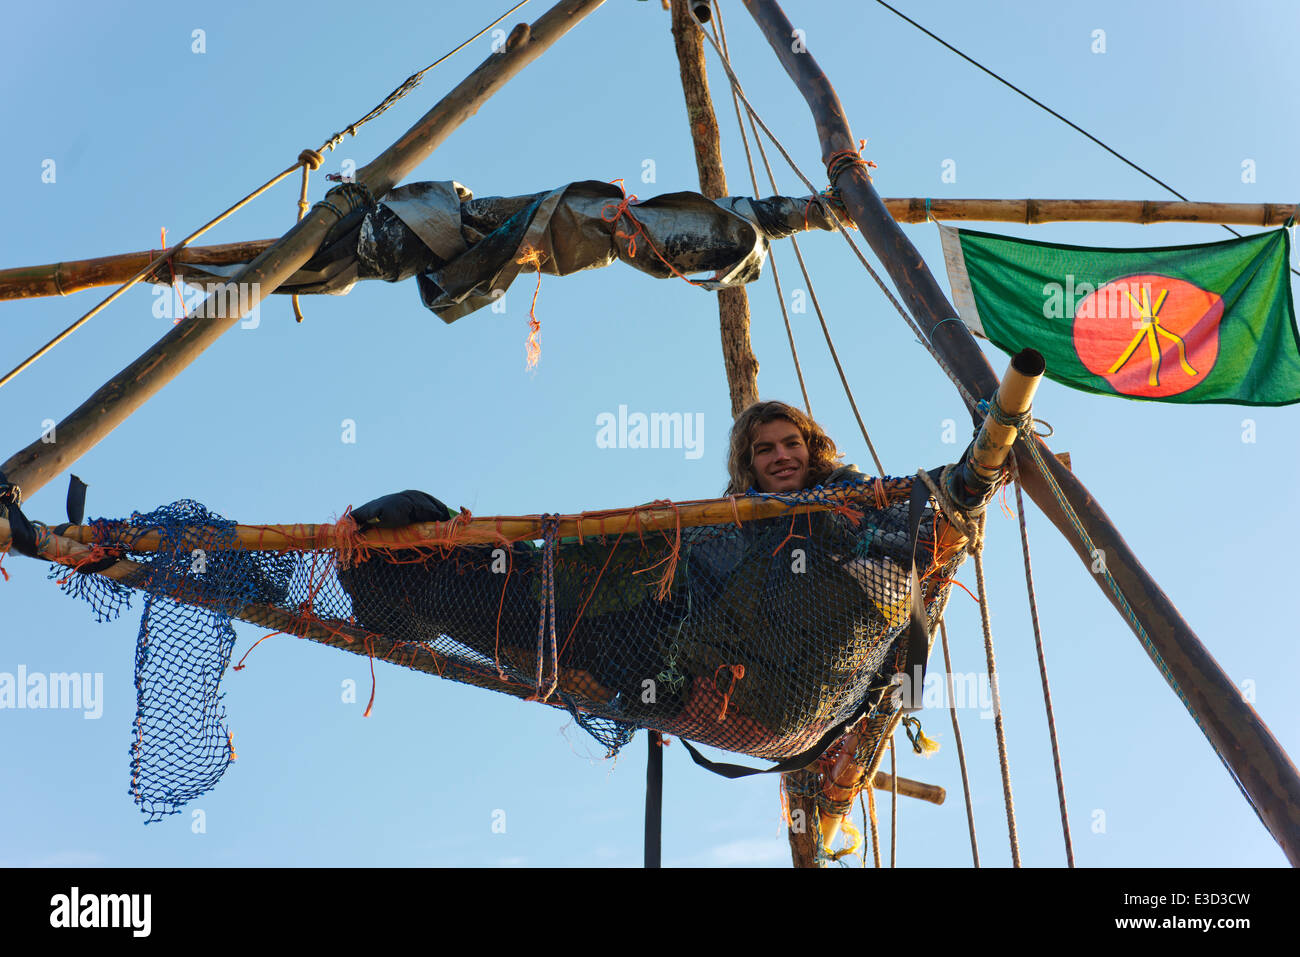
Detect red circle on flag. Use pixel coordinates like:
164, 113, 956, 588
1073, 274, 1223, 398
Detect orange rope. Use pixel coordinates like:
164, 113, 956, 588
601, 179, 709, 287
714, 663, 745, 721
363, 636, 377, 717
516, 244, 546, 369
930, 576, 979, 604
232, 631, 286, 671
628, 500, 683, 601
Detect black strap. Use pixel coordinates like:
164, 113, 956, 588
644, 731, 663, 868
65, 474, 88, 526
679, 471, 939, 777
898, 468, 942, 713
0, 470, 40, 558
677, 680, 893, 778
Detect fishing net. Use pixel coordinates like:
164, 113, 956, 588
58, 479, 963, 817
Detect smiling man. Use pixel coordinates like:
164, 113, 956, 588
724, 400, 862, 495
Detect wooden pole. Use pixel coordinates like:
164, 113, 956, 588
0, 240, 277, 301
669, 0, 759, 418
741, 0, 1300, 865
0, 518, 553, 704
886, 197, 1300, 226
46, 479, 917, 551
0, 0, 606, 504
3, 197, 1291, 303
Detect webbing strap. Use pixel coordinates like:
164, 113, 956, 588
679, 473, 939, 777
644, 730, 663, 868
0, 470, 40, 558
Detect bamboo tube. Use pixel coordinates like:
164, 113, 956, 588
883, 198, 1300, 226
0, 0, 608, 503
0, 241, 277, 301
947, 348, 1045, 510
871, 771, 945, 805
2, 199, 1292, 302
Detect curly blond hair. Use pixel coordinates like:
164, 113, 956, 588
724, 400, 844, 495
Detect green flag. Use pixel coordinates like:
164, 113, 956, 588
939, 225, 1300, 405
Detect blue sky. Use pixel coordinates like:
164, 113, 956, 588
1, 0, 1296, 867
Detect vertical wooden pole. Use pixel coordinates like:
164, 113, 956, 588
669, 0, 759, 418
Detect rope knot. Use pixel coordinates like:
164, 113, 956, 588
601, 179, 645, 258
297, 149, 324, 171
713, 663, 745, 722
916, 467, 983, 555
825, 138, 878, 188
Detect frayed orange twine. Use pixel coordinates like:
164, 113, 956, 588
232, 631, 286, 671
0, 543, 10, 582
714, 663, 745, 722
515, 244, 547, 369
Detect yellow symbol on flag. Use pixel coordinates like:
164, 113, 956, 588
1106, 286, 1198, 387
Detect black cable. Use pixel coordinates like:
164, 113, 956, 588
873, 0, 1300, 277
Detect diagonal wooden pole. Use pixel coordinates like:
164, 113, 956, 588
0, 0, 606, 503
741, 0, 1300, 866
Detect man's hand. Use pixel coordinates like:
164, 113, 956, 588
351, 490, 454, 530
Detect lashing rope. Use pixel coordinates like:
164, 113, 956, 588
939, 617, 981, 866
1012, 473, 1075, 867
530, 515, 561, 702
970, 513, 1022, 866
291, 149, 324, 324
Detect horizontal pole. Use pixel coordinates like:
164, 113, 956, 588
0, 516, 583, 706
4, 197, 1294, 302
884, 197, 1300, 226
870, 770, 945, 805
43, 479, 919, 552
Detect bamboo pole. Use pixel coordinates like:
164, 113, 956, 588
871, 771, 944, 806
0, 517, 557, 704
0, 0, 607, 504
742, 0, 1300, 865
5, 198, 1290, 303
0, 240, 278, 301
887, 198, 1300, 226
48, 478, 917, 552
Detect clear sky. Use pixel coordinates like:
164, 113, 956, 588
1, 0, 1296, 868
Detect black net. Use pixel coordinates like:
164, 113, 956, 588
61, 481, 962, 816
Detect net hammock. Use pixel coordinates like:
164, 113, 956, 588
50, 477, 964, 821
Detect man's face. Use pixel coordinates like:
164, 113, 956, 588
750, 418, 811, 493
